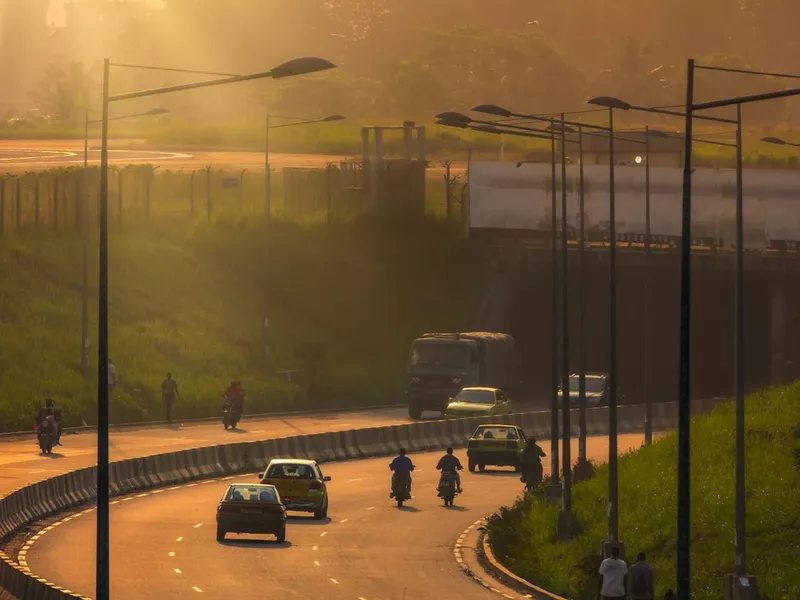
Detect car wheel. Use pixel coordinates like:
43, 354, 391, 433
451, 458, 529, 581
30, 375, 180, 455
276, 525, 286, 543
314, 499, 327, 520
514, 461, 522, 473
408, 406, 422, 419
216, 526, 225, 542
468, 459, 476, 472
478, 464, 486, 472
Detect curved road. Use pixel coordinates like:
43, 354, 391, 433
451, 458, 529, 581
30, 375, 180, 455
25, 434, 648, 600
0, 139, 465, 178
0, 407, 417, 496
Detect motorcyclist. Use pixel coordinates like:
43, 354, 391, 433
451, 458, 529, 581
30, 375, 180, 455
520, 436, 546, 490
222, 381, 245, 414
389, 448, 415, 498
36, 398, 62, 446
436, 447, 464, 493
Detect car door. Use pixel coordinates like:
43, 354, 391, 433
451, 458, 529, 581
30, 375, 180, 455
496, 391, 511, 414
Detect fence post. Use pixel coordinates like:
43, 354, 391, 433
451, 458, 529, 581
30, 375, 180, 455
34, 175, 40, 228
189, 170, 196, 216
53, 175, 60, 230
0, 177, 5, 235
15, 176, 22, 230
239, 168, 247, 212
206, 165, 212, 224
326, 164, 333, 226
118, 169, 124, 228
74, 177, 81, 231
145, 170, 152, 222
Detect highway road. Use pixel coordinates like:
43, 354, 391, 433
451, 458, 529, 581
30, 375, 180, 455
24, 434, 648, 600
0, 139, 466, 178
0, 407, 416, 496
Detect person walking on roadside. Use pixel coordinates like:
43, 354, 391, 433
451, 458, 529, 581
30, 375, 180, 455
108, 359, 116, 393
161, 372, 180, 425
597, 545, 628, 600
629, 552, 654, 600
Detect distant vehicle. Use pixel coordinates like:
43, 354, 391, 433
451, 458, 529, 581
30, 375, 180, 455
216, 483, 287, 543
259, 459, 331, 519
466, 424, 527, 472
557, 373, 623, 407
405, 332, 518, 419
444, 387, 512, 418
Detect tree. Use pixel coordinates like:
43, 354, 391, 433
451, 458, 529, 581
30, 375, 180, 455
29, 62, 99, 123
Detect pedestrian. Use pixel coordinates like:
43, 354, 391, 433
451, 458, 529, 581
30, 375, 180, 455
629, 552, 654, 600
108, 359, 116, 393
161, 372, 180, 425
597, 545, 628, 600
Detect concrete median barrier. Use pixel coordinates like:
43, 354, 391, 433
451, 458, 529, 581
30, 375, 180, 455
0, 401, 717, 600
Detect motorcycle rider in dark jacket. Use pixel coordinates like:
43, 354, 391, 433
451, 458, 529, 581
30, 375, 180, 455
520, 437, 546, 490
36, 398, 62, 446
436, 447, 464, 492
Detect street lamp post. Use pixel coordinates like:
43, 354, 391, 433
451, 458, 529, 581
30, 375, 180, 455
577, 125, 587, 463
644, 126, 652, 445
94, 56, 335, 600
263, 114, 345, 221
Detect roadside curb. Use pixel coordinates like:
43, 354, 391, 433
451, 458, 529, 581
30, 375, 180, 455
454, 515, 570, 600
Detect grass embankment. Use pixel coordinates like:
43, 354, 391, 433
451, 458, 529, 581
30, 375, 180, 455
488, 386, 800, 600
3, 120, 800, 167
0, 218, 476, 431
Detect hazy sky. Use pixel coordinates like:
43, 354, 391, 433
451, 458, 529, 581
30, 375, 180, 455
48, 0, 163, 26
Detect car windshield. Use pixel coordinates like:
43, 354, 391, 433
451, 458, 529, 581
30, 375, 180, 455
569, 376, 606, 394
454, 389, 495, 404
473, 426, 518, 440
410, 342, 468, 369
224, 485, 277, 503
265, 463, 317, 479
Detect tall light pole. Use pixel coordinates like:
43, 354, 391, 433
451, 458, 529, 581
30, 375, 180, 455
644, 126, 652, 445
81, 107, 168, 380
264, 114, 345, 221
95, 56, 335, 600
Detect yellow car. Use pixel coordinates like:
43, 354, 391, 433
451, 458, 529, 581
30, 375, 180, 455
444, 387, 513, 418
259, 459, 331, 519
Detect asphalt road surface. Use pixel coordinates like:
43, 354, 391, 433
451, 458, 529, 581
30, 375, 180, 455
0, 139, 466, 178
0, 407, 416, 496
25, 434, 648, 600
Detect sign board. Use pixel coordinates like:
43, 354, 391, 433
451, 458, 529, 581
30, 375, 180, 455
468, 161, 800, 246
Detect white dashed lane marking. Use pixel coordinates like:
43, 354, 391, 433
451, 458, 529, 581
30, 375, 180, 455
320, 532, 328, 537
174, 568, 182, 574
314, 561, 320, 567
366, 506, 376, 511
176, 537, 183, 542
329, 578, 339, 584
193, 523, 203, 528
193, 586, 203, 593
340, 518, 348, 523
169, 552, 175, 557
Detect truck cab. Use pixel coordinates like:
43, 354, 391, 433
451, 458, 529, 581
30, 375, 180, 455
405, 332, 516, 419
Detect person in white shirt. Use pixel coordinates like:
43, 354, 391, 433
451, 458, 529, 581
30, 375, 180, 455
108, 359, 116, 392
598, 545, 628, 600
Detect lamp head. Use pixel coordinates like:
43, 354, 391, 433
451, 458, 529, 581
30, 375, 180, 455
145, 108, 170, 116
587, 96, 632, 110
323, 114, 346, 122
472, 104, 513, 118
761, 136, 787, 145
270, 57, 336, 79
435, 111, 471, 124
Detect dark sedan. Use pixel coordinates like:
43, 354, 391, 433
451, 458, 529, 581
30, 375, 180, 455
216, 483, 287, 543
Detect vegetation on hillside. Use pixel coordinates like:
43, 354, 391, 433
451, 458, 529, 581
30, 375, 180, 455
0, 218, 477, 431
487, 385, 800, 600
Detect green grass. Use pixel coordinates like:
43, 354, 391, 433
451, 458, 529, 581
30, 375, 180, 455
487, 386, 800, 600
0, 217, 477, 432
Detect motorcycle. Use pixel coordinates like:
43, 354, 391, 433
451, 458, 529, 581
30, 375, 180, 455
521, 461, 544, 495
222, 399, 242, 430
437, 471, 461, 507
37, 417, 56, 455
390, 473, 412, 507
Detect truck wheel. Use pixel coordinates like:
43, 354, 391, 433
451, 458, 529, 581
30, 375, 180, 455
408, 405, 423, 419
468, 459, 476, 472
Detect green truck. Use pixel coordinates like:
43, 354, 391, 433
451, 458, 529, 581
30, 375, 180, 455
404, 332, 517, 419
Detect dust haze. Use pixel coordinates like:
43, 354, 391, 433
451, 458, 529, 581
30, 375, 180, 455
1, 0, 798, 124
